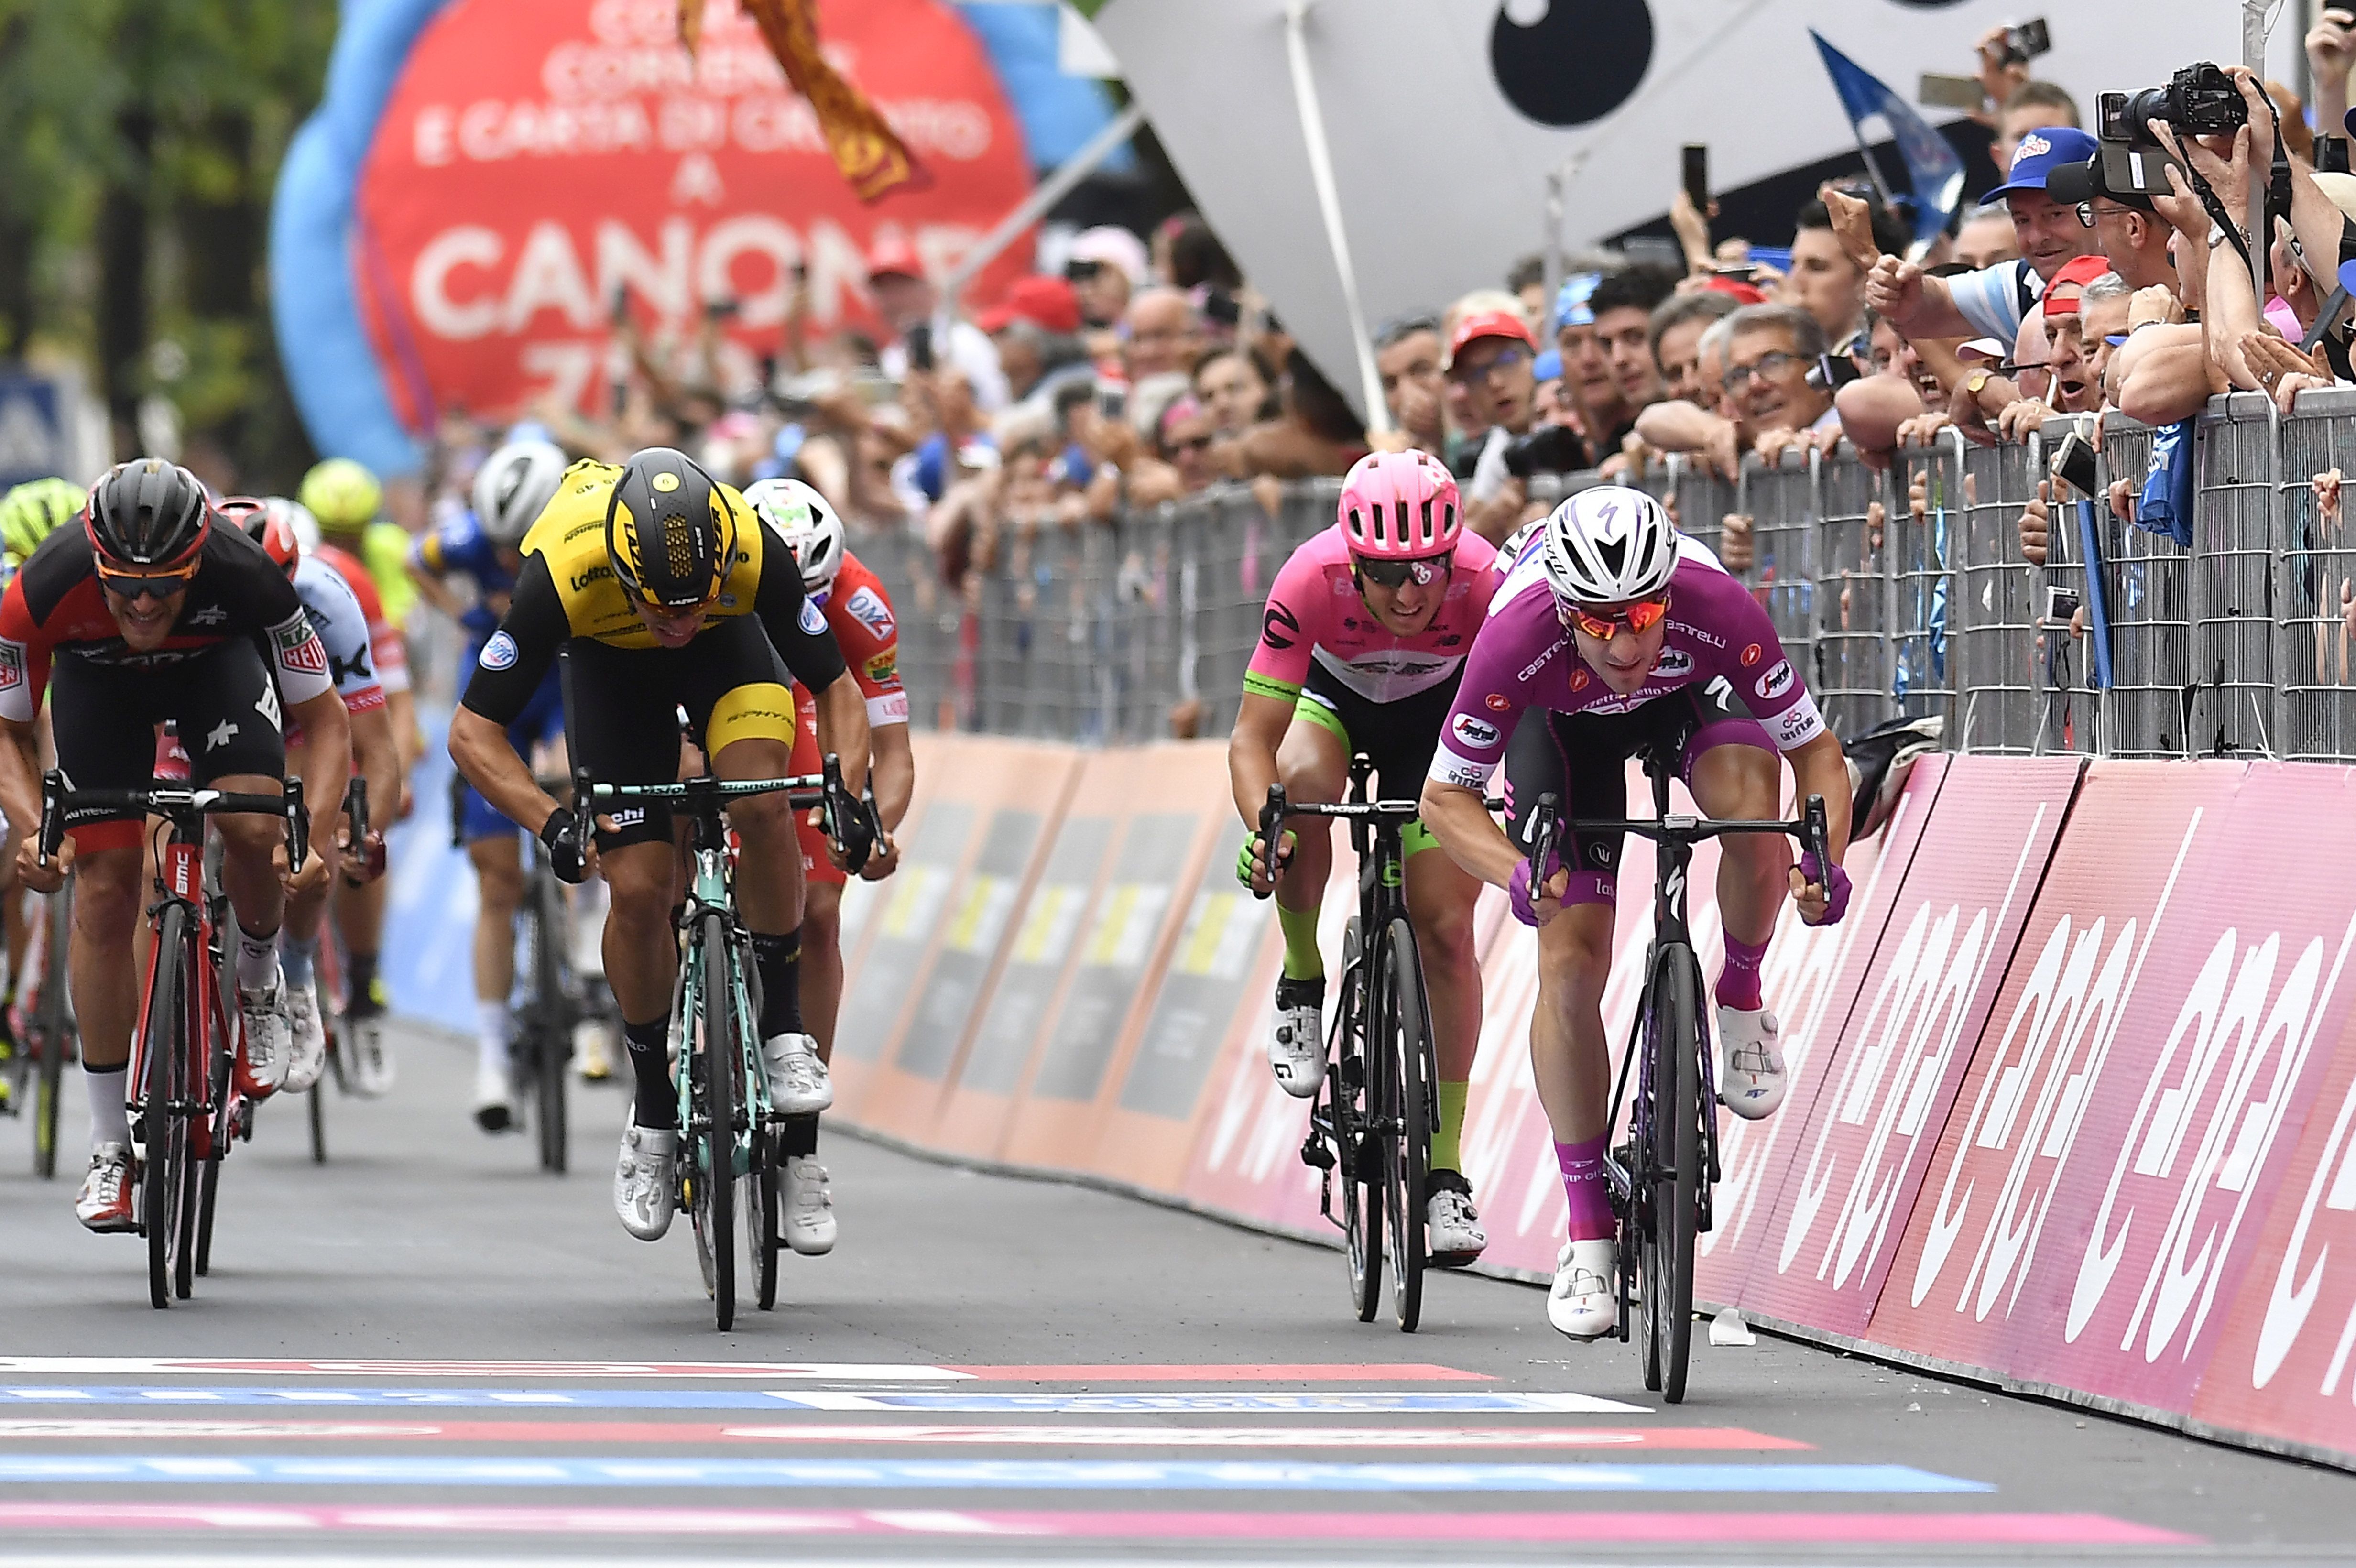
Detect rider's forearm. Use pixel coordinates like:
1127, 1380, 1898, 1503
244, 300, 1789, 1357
1788, 733, 1854, 862
412, 572, 467, 622
0, 719, 40, 840
1418, 779, 1522, 888
870, 722, 915, 831
811, 674, 871, 798
1226, 694, 1291, 827
291, 691, 353, 859
450, 705, 557, 837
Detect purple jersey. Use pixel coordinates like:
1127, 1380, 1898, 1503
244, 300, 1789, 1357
1428, 544, 1826, 791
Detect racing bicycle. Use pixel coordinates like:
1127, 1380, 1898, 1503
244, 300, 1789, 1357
572, 755, 870, 1331
38, 770, 307, 1308
1527, 757, 1827, 1403
1259, 755, 1458, 1333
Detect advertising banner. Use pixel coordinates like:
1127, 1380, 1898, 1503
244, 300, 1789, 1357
1737, 757, 2080, 1336
351, 0, 1034, 427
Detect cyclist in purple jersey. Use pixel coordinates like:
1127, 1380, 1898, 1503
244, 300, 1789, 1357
1419, 485, 1853, 1340
1230, 450, 1500, 1263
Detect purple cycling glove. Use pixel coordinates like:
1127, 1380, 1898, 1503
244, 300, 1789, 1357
1509, 853, 1555, 927
1799, 849, 1851, 925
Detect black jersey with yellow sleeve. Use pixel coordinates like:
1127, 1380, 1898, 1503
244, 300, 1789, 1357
458, 458, 848, 726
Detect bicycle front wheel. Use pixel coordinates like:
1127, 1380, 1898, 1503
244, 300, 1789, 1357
532, 871, 570, 1174
193, 1011, 234, 1279
140, 904, 190, 1310
1381, 918, 1432, 1334
689, 912, 738, 1332
1641, 944, 1702, 1404
749, 1128, 779, 1312
1333, 920, 1381, 1323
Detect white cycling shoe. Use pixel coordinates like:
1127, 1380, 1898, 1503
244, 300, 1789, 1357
348, 1015, 394, 1098
762, 1033, 833, 1115
1716, 1005, 1788, 1121
613, 1117, 679, 1241
781, 1154, 837, 1255
1426, 1170, 1487, 1263
235, 979, 292, 1098
473, 1059, 517, 1133
283, 984, 328, 1095
1548, 1237, 1618, 1340
76, 1143, 136, 1233
1268, 976, 1325, 1098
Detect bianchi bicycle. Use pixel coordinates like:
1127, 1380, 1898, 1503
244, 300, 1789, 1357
4, 878, 73, 1178
39, 769, 307, 1308
1259, 754, 1458, 1334
574, 755, 868, 1332
1527, 757, 1827, 1403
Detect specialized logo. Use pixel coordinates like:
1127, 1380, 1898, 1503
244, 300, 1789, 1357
479, 632, 521, 671
1485, 692, 1511, 712
1756, 660, 1794, 701
1262, 600, 1300, 652
1451, 713, 1500, 749
845, 584, 895, 639
1740, 642, 1764, 667
275, 622, 329, 677
797, 599, 826, 636
0, 641, 22, 692
1651, 649, 1694, 680
255, 677, 281, 731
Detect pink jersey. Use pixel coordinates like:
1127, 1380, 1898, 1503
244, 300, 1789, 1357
1428, 544, 1826, 792
1243, 524, 1500, 705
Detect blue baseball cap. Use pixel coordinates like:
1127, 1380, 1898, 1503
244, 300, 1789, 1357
1985, 126, 2101, 200
1554, 272, 1603, 331
1532, 348, 1562, 383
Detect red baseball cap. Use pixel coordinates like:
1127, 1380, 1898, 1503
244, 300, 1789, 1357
977, 274, 1082, 335
1698, 274, 1769, 306
1445, 308, 1536, 369
2040, 253, 2112, 317
866, 234, 923, 282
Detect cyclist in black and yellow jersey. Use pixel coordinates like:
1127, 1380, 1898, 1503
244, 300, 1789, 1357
449, 448, 871, 1241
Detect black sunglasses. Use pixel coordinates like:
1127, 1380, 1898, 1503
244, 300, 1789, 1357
1355, 555, 1452, 588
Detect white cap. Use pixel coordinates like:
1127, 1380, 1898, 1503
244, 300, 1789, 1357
1068, 225, 1149, 285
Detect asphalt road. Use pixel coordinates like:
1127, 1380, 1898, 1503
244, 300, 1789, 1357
0, 1023, 2350, 1567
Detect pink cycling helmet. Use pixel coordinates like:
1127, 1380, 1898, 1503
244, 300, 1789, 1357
1338, 449, 1461, 560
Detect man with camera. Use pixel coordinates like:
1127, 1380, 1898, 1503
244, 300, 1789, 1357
1444, 299, 1570, 545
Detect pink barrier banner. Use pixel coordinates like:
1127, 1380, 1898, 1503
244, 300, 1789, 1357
1734, 756, 2081, 1335
1869, 763, 2356, 1432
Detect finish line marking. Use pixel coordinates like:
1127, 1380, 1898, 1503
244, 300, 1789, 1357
0, 1455, 1985, 1492
0, 1502, 2195, 1545
0, 1420, 1802, 1450
0, 1388, 1645, 1414
0, 1360, 1482, 1383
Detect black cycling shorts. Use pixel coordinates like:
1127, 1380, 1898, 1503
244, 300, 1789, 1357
1499, 680, 1772, 910
52, 639, 288, 848
1294, 660, 1462, 803
567, 615, 798, 849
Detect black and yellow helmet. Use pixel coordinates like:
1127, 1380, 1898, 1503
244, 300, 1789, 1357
604, 447, 740, 611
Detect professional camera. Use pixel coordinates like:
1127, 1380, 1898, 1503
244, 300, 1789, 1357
2097, 62, 2246, 146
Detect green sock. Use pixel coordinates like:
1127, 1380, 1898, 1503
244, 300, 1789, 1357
1431, 1080, 1470, 1173
1276, 902, 1323, 981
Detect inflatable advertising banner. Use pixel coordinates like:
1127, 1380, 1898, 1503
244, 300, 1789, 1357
274, 0, 1036, 476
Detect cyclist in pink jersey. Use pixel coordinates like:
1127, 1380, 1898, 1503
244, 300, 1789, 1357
1229, 449, 1500, 1263
1420, 485, 1853, 1339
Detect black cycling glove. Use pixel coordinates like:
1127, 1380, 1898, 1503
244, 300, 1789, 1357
539, 805, 588, 885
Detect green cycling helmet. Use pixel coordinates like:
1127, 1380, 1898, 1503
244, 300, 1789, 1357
0, 477, 88, 566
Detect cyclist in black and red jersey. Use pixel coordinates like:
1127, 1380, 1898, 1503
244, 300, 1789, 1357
0, 461, 349, 1232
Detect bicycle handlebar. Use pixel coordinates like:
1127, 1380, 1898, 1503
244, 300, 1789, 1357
1567, 791, 1830, 856
575, 754, 880, 873
38, 770, 308, 870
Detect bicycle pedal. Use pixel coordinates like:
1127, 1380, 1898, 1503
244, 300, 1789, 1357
1298, 1137, 1334, 1172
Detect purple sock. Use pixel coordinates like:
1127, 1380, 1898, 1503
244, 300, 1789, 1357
1555, 1136, 1614, 1241
1718, 932, 1770, 1012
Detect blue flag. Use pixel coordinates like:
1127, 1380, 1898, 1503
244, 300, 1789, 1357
1809, 31, 1964, 250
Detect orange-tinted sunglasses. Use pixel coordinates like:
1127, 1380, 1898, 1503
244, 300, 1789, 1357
1563, 590, 1670, 642
94, 560, 200, 601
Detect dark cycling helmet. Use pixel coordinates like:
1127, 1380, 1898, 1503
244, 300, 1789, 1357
605, 446, 739, 612
218, 495, 299, 579
86, 458, 212, 571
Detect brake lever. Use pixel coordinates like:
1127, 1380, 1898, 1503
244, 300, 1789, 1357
1253, 783, 1287, 901
285, 776, 309, 872
36, 768, 63, 867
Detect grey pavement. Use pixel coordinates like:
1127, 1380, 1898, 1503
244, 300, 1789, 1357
0, 1023, 2349, 1566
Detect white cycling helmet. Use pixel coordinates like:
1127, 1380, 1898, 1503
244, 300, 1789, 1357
269, 496, 321, 555
471, 438, 568, 547
1540, 484, 1678, 606
742, 477, 846, 595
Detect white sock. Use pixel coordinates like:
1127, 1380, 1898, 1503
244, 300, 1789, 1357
281, 934, 318, 988
85, 1067, 129, 1149
476, 999, 510, 1073
235, 925, 281, 992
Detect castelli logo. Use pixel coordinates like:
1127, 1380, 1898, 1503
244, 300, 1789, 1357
1571, 669, 1590, 692
1485, 692, 1511, 712
1741, 643, 1763, 667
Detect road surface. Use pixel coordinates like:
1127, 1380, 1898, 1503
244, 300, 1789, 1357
0, 1024, 2348, 1565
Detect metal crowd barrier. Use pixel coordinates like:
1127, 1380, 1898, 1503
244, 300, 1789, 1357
862, 393, 2356, 762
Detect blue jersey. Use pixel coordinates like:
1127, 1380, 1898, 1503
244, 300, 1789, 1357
412, 511, 515, 639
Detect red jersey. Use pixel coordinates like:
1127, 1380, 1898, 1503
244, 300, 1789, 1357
801, 551, 906, 727
315, 541, 411, 695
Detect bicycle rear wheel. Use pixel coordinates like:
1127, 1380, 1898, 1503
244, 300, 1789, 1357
1640, 945, 1702, 1404
1381, 918, 1432, 1333
1333, 920, 1381, 1323
749, 1128, 779, 1312
194, 986, 236, 1282
687, 912, 737, 1332
532, 871, 570, 1174
140, 904, 190, 1310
